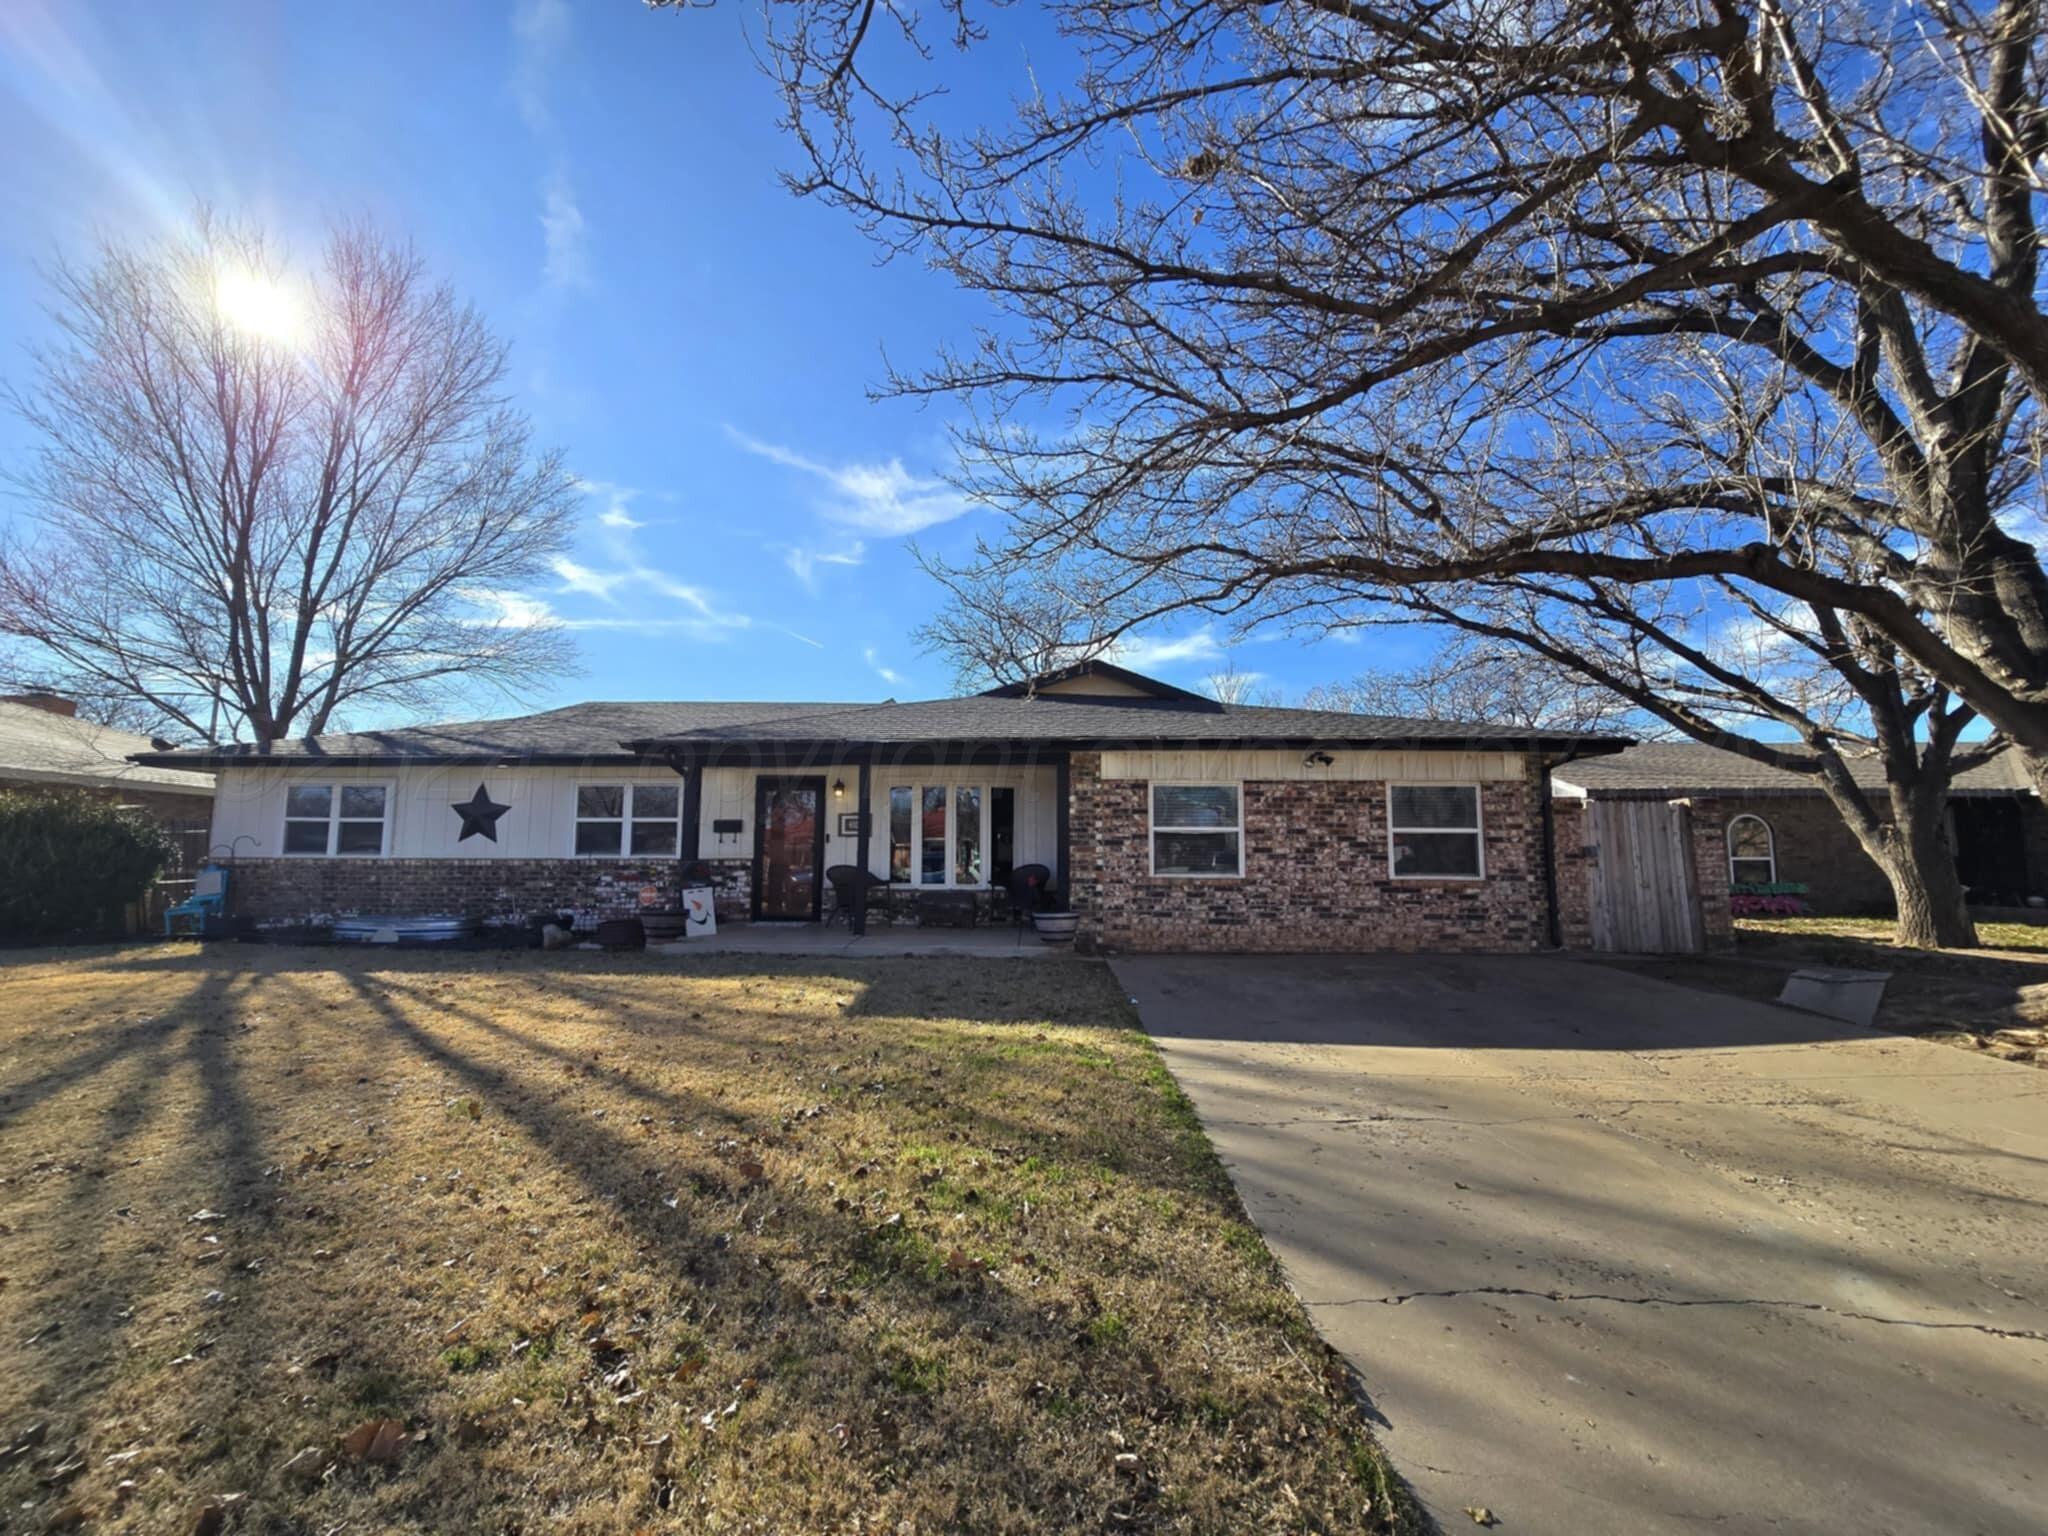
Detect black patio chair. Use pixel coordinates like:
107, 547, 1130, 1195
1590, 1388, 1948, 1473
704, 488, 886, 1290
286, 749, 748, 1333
825, 864, 887, 928
1003, 864, 1054, 926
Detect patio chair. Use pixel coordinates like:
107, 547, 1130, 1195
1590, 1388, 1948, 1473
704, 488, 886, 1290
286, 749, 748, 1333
825, 865, 887, 928
164, 865, 230, 937
1003, 864, 1053, 926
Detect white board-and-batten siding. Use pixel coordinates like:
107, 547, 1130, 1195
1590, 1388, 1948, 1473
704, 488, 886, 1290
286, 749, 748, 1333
1095, 749, 1529, 783
206, 760, 1062, 881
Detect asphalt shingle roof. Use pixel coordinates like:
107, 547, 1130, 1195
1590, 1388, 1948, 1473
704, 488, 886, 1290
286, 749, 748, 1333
131, 691, 1625, 767
130, 701, 878, 766
622, 694, 1618, 751
1553, 740, 2033, 797
1, 702, 214, 794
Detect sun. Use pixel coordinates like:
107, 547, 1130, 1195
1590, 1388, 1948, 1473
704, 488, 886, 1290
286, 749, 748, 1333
213, 266, 308, 345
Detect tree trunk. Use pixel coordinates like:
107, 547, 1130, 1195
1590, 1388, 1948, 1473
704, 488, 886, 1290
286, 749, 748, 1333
1873, 800, 1979, 950
2019, 747, 2048, 805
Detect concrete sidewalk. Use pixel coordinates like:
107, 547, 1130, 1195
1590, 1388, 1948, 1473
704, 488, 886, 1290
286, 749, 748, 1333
1114, 953, 2048, 1536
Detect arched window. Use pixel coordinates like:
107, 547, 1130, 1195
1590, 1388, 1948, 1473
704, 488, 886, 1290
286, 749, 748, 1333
1727, 814, 1776, 886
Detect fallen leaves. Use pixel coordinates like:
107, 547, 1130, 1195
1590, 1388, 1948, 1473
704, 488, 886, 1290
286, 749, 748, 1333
1464, 1507, 1499, 1527
341, 1418, 408, 1466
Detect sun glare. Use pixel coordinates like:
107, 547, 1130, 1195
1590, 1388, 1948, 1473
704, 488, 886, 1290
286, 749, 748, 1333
213, 266, 307, 345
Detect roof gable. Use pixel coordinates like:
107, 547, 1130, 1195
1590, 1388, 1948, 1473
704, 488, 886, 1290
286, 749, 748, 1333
978, 660, 1217, 706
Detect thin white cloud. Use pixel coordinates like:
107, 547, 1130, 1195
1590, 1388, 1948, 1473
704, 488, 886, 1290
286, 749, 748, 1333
474, 585, 749, 641
511, 0, 569, 133
1110, 628, 1225, 671
512, 0, 589, 291
467, 588, 556, 630
549, 557, 625, 603
540, 166, 589, 290
779, 538, 867, 591
726, 425, 976, 535
864, 647, 907, 688
599, 507, 644, 530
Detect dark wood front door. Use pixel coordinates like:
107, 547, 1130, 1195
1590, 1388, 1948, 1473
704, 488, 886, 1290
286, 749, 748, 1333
753, 777, 826, 921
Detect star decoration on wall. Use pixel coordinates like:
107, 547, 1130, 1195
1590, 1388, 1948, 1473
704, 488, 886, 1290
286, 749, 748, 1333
451, 783, 510, 842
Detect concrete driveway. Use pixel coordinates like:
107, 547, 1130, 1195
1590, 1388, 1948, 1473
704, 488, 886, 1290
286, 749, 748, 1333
1113, 954, 2048, 1536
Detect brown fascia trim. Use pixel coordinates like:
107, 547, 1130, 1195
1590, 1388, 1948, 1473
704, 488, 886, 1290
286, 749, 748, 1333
1564, 783, 2036, 800
138, 733, 1631, 771
127, 751, 654, 770
624, 734, 1634, 760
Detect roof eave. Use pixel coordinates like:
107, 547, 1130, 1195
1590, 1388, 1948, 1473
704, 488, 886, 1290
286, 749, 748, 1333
623, 733, 1631, 756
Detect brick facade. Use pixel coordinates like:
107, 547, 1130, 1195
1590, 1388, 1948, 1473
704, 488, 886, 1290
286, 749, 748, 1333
1685, 794, 1896, 914
1066, 752, 1551, 953
227, 855, 756, 931
1550, 799, 1595, 949
1681, 800, 1736, 949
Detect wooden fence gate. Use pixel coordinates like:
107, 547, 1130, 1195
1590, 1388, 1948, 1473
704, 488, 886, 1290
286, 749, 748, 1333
1585, 799, 1705, 953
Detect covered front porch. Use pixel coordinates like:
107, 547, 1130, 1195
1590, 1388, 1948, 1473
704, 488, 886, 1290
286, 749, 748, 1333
660, 749, 1072, 936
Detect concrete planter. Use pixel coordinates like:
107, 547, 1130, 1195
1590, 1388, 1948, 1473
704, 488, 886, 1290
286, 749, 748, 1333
1032, 910, 1080, 945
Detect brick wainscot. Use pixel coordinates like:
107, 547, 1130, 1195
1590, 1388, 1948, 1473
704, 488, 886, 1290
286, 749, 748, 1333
228, 857, 754, 930
1066, 752, 1552, 953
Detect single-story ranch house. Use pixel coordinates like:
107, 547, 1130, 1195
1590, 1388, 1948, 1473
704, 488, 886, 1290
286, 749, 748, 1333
134, 662, 1628, 952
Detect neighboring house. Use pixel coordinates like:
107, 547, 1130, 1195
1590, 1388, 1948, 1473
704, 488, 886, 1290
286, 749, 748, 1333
1553, 741, 2045, 915
1, 694, 215, 872
132, 662, 1624, 952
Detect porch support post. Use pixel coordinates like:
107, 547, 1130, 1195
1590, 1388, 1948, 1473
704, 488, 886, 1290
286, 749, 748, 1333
679, 757, 703, 862
1054, 753, 1071, 902
853, 760, 873, 935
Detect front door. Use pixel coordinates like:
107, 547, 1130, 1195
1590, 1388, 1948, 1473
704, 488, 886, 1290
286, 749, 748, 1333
753, 777, 826, 921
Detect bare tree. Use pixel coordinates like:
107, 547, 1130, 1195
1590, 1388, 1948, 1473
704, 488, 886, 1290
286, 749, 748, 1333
1201, 658, 1284, 706
0, 216, 577, 744
717, 0, 2048, 944
1370, 578, 1990, 945
1305, 637, 1651, 737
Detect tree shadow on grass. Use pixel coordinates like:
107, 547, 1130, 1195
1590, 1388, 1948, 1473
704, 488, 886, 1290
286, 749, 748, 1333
3, 944, 1429, 1533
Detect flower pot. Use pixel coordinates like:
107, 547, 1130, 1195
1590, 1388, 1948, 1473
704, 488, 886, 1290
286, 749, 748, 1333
1032, 910, 1080, 946
640, 910, 689, 942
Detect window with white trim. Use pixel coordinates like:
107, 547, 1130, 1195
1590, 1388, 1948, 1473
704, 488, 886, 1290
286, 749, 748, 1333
1727, 814, 1775, 885
1388, 784, 1483, 878
574, 783, 680, 857
283, 783, 388, 856
1150, 783, 1243, 877
885, 782, 1017, 886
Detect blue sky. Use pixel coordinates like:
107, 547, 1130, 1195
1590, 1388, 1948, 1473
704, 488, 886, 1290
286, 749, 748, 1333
0, 0, 1390, 724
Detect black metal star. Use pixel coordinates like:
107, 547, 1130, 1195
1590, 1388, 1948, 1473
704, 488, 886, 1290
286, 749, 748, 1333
451, 783, 510, 842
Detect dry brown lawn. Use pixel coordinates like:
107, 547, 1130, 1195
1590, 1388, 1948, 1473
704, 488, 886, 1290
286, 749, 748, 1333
0, 944, 1414, 1535
1594, 917, 2048, 1064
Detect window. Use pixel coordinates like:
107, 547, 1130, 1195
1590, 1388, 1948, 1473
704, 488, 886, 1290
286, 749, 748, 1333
920, 786, 947, 884
1388, 784, 1483, 879
283, 783, 388, 856
887, 782, 1017, 886
1728, 814, 1775, 886
889, 786, 914, 882
955, 786, 982, 885
1150, 784, 1243, 877
990, 787, 1016, 885
575, 783, 680, 857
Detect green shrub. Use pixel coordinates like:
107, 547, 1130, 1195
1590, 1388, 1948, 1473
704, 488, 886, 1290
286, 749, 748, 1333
0, 790, 177, 938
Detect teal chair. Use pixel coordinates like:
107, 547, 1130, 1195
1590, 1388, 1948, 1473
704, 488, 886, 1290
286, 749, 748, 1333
164, 865, 230, 937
